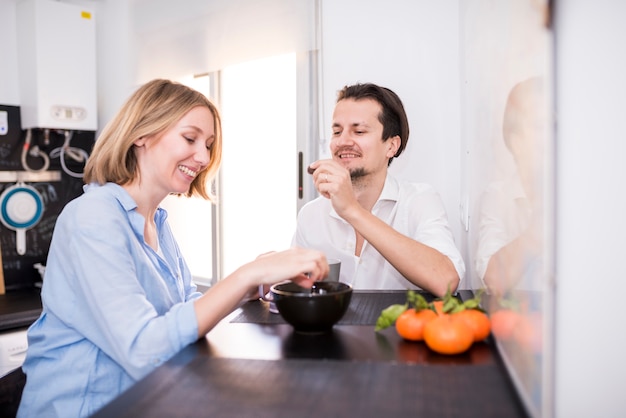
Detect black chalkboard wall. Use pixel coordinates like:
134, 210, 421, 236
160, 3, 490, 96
0, 104, 95, 291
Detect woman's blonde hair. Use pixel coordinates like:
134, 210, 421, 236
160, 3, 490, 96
84, 79, 222, 200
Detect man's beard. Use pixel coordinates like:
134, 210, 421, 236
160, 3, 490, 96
349, 167, 366, 180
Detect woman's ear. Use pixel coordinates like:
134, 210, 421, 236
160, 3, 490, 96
133, 136, 147, 147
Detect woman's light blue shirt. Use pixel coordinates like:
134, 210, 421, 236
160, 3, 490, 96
17, 183, 202, 417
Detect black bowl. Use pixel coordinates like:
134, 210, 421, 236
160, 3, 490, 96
270, 281, 353, 334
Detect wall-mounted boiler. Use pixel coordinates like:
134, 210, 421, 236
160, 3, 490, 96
16, 0, 97, 131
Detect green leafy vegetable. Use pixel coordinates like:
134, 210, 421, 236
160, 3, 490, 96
375, 304, 407, 331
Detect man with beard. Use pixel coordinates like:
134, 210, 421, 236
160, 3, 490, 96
292, 83, 464, 296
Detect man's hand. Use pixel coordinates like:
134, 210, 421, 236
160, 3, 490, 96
308, 159, 360, 218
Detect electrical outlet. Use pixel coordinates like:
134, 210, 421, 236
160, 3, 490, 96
0, 110, 8, 136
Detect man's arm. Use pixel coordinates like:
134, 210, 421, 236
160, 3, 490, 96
342, 204, 459, 297
310, 159, 461, 297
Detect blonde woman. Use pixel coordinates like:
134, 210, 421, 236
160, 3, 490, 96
18, 79, 328, 418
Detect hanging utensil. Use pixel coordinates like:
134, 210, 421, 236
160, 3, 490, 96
0, 182, 44, 255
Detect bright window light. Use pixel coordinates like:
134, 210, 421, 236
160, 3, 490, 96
220, 53, 297, 276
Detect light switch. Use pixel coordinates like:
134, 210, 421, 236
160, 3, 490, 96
0, 110, 8, 136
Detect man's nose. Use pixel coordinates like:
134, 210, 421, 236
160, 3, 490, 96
333, 131, 354, 146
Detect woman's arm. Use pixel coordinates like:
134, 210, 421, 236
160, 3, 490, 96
193, 247, 328, 336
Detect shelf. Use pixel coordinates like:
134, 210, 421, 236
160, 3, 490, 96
0, 171, 62, 183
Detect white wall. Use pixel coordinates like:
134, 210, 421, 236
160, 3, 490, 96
554, 1, 626, 416
2, 0, 463, 269
0, 0, 136, 131
0, 0, 21, 105
131, 0, 315, 83
320, 1, 464, 285
92, 0, 136, 130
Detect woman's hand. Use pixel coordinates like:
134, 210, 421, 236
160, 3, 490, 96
251, 248, 329, 290
194, 248, 329, 336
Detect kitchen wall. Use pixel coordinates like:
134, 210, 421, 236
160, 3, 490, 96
318, 1, 463, 274
0, 0, 96, 290
0, 1, 21, 106
1, 0, 463, 277
128, 0, 464, 288
553, 1, 625, 416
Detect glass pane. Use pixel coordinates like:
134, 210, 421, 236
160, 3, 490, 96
461, 1, 553, 416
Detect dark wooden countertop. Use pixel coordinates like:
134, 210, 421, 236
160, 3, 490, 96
93, 290, 529, 418
0, 287, 42, 332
